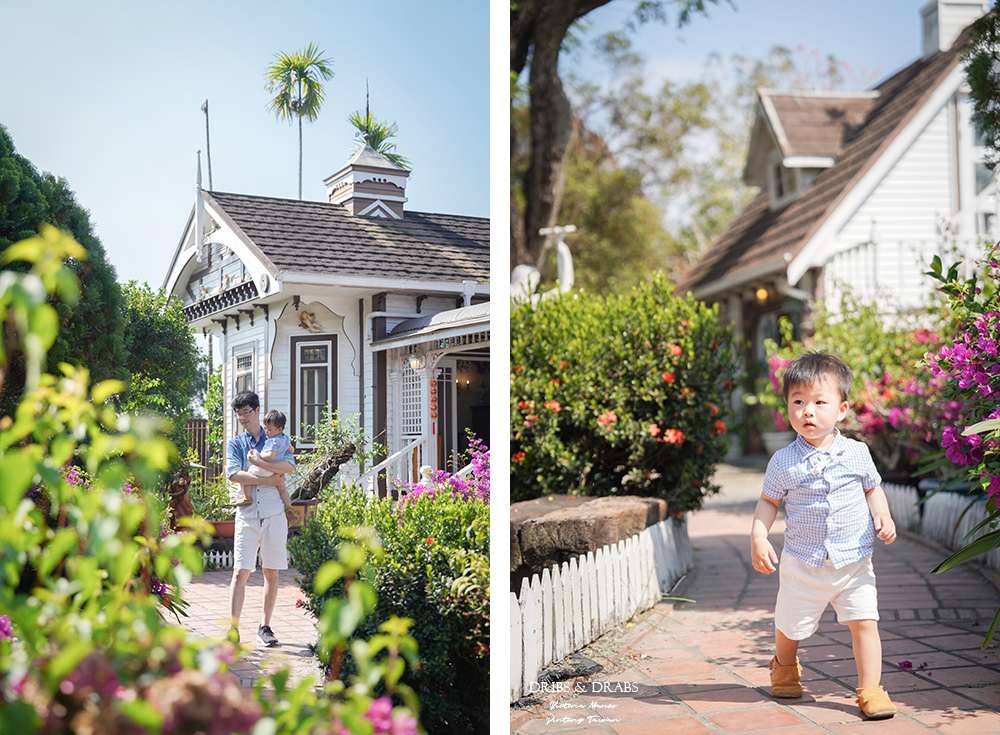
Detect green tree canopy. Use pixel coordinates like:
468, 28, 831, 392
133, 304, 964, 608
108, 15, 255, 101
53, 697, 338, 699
0, 124, 127, 416
119, 281, 206, 431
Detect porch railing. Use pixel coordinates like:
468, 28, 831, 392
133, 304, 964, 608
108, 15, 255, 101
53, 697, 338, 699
356, 436, 426, 499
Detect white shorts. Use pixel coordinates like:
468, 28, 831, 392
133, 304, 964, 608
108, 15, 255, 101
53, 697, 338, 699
775, 553, 878, 640
234, 512, 288, 571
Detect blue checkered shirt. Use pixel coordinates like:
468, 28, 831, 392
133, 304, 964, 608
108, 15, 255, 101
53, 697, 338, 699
762, 430, 881, 569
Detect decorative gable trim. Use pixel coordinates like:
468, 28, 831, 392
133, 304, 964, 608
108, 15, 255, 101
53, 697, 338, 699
358, 200, 402, 219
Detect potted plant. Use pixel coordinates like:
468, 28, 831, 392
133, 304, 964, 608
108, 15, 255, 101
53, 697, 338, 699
189, 474, 237, 537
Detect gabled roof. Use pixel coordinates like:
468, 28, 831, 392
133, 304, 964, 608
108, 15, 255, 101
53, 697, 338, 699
766, 90, 878, 159
677, 25, 971, 298
202, 190, 489, 284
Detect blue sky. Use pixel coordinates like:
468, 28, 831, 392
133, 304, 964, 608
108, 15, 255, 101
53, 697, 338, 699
0, 0, 489, 288
570, 0, 973, 89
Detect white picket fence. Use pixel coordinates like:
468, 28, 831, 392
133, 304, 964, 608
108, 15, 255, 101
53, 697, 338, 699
884, 482, 1000, 572
510, 516, 691, 702
200, 547, 296, 570
203, 548, 234, 569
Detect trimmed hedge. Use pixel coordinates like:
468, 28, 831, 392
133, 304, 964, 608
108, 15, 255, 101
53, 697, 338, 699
511, 275, 740, 510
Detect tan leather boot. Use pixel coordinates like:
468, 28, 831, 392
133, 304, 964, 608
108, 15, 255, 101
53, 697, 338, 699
856, 686, 897, 719
768, 655, 802, 698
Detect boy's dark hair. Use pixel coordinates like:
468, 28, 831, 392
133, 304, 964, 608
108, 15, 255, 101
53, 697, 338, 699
231, 391, 260, 412
782, 352, 853, 402
262, 409, 286, 430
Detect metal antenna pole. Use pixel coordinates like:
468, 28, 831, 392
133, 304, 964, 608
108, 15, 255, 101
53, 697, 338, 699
201, 99, 213, 190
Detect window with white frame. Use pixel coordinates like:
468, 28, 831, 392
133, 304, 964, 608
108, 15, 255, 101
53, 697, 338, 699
292, 336, 336, 445
959, 97, 997, 240
401, 358, 421, 437
234, 351, 254, 395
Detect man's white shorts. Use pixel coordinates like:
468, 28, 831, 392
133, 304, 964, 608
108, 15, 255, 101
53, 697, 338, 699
234, 512, 288, 571
775, 552, 878, 640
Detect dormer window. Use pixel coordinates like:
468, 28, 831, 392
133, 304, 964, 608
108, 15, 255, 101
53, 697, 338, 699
773, 162, 790, 199
768, 154, 799, 209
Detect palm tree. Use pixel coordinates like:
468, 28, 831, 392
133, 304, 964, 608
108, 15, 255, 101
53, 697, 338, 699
348, 107, 411, 170
265, 43, 334, 200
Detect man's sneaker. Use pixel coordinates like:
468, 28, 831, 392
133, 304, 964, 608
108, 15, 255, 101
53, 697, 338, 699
257, 624, 279, 647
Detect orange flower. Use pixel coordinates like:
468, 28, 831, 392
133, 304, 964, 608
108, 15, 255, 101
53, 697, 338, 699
709, 403, 719, 417
523, 414, 539, 425
559, 360, 567, 369
666, 343, 682, 357
550, 378, 561, 385
660, 428, 685, 444
425, 537, 434, 545
662, 371, 675, 384
598, 410, 617, 426
648, 423, 661, 436
712, 419, 727, 435
512, 451, 526, 463
544, 400, 562, 412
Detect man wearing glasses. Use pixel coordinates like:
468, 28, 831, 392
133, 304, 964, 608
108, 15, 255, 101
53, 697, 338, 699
225, 390, 296, 646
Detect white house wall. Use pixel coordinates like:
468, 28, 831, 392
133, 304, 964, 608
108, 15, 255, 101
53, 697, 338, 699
825, 100, 956, 312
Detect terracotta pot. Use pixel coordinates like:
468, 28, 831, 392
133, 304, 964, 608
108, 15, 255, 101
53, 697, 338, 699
211, 519, 236, 537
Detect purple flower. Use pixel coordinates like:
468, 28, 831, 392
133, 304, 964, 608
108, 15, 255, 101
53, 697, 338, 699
0, 615, 12, 641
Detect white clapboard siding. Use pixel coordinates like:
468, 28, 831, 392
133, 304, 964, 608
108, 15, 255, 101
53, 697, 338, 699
511, 516, 692, 701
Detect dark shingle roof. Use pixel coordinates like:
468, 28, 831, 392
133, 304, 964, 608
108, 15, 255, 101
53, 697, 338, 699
677, 28, 968, 296
765, 91, 877, 158
204, 191, 489, 283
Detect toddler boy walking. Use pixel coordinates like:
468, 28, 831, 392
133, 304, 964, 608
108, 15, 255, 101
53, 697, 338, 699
236, 409, 293, 511
750, 352, 898, 719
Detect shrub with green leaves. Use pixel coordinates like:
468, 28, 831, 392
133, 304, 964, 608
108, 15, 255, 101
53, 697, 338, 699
291, 478, 489, 735
510, 275, 740, 509
0, 227, 424, 734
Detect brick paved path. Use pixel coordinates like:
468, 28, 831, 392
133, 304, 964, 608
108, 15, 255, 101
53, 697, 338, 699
511, 464, 1000, 734
177, 567, 323, 688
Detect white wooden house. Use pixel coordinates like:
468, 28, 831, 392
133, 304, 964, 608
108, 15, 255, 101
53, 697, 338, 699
678, 0, 995, 362
163, 145, 490, 490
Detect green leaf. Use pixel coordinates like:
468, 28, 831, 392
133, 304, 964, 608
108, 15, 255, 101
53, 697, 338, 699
37, 528, 78, 578
932, 530, 1000, 573
982, 606, 1000, 650
314, 560, 344, 595
0, 451, 38, 512
116, 698, 163, 731
962, 418, 1000, 435
91, 379, 126, 404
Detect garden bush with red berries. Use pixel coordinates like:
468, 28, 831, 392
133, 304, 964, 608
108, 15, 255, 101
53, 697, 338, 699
510, 275, 740, 512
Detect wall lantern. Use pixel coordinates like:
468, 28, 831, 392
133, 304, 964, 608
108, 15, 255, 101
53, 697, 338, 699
408, 352, 426, 371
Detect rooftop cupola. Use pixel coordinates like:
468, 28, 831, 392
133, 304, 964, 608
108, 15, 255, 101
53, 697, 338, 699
323, 144, 410, 219
921, 0, 989, 60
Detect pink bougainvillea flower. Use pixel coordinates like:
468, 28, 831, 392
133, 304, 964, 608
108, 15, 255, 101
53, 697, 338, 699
898, 660, 913, 669
648, 424, 661, 437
